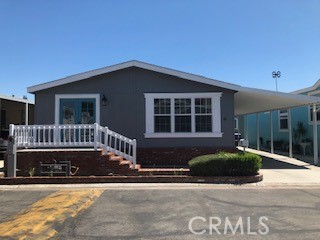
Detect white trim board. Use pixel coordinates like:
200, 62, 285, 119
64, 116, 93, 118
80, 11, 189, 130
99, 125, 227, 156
0, 94, 34, 104
54, 94, 100, 124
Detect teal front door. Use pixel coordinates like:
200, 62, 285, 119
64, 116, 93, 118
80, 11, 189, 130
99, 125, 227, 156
60, 99, 96, 124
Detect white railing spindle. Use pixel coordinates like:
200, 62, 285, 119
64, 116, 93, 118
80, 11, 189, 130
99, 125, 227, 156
10, 123, 137, 167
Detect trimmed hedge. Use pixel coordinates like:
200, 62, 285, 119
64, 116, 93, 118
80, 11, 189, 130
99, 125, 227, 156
188, 152, 262, 176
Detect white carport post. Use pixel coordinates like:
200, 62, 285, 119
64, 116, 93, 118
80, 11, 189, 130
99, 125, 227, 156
288, 108, 293, 158
270, 111, 274, 154
245, 115, 249, 141
256, 113, 260, 150
25, 102, 29, 125
312, 104, 318, 165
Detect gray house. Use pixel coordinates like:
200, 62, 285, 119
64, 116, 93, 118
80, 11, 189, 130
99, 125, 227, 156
27, 61, 320, 166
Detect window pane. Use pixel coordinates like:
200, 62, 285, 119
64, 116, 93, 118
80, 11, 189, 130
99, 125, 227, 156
196, 115, 212, 132
154, 116, 171, 132
279, 110, 288, 115
280, 119, 288, 130
175, 116, 191, 132
195, 98, 211, 114
154, 99, 170, 114
175, 99, 191, 114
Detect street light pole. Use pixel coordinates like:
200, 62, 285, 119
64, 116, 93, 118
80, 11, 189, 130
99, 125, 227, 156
272, 71, 281, 91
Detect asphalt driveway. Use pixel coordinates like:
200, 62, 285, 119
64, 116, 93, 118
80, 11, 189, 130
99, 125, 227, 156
244, 148, 320, 185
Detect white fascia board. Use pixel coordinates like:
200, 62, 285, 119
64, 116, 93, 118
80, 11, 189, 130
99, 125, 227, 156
28, 60, 242, 93
291, 79, 320, 94
0, 94, 34, 104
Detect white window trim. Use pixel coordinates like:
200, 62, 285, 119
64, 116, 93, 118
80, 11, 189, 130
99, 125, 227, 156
234, 117, 239, 131
144, 92, 223, 138
278, 109, 289, 132
55, 94, 100, 124
308, 104, 320, 125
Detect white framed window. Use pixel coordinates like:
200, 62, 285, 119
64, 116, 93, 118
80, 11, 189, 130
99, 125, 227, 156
278, 109, 288, 131
55, 94, 100, 124
308, 104, 320, 125
144, 92, 223, 138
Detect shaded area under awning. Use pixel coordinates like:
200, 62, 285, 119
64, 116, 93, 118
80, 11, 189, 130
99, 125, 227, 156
234, 87, 320, 116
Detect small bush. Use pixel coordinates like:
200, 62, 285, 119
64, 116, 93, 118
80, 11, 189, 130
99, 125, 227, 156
188, 152, 262, 176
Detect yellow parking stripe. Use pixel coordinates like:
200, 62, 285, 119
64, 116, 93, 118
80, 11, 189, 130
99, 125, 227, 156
0, 189, 103, 240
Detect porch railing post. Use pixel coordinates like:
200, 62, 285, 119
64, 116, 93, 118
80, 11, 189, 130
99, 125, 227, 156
105, 127, 109, 152
54, 125, 59, 146
132, 139, 137, 167
94, 123, 99, 150
7, 124, 17, 177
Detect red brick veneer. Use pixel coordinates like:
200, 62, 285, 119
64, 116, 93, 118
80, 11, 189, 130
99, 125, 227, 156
137, 147, 238, 167
5, 147, 238, 177
10, 150, 138, 177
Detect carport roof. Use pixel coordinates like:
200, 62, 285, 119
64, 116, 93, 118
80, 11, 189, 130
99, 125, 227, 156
234, 87, 320, 115
27, 60, 320, 115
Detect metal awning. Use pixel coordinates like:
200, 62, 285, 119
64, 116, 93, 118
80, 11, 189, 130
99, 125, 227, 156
234, 87, 320, 116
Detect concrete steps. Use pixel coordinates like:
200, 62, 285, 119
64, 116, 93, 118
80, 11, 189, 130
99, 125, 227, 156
105, 152, 140, 176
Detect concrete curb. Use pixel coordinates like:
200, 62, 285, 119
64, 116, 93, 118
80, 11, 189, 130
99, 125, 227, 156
0, 173, 263, 185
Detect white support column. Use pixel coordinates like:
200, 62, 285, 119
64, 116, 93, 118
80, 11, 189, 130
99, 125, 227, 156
313, 104, 318, 165
288, 108, 293, 158
256, 113, 260, 150
25, 102, 29, 125
244, 115, 248, 140
270, 111, 274, 154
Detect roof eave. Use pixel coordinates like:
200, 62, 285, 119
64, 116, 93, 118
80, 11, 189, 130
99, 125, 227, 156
27, 60, 242, 93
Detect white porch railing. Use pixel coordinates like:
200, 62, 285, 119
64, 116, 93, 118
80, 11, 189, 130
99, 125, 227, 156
9, 123, 137, 167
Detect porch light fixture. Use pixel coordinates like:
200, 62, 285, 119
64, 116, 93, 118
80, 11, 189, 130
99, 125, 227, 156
272, 71, 281, 91
101, 94, 107, 106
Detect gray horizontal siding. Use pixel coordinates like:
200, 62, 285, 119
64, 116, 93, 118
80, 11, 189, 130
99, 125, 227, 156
34, 67, 235, 148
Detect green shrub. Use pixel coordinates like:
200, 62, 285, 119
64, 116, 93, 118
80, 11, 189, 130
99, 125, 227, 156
188, 152, 262, 176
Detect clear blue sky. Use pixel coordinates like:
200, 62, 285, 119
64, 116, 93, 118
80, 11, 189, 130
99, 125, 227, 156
0, 0, 319, 100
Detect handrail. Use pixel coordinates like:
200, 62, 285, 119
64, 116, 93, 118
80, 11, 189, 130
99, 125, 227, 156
9, 123, 137, 167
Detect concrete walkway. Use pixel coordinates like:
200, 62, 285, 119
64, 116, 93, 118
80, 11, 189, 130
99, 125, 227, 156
242, 147, 320, 185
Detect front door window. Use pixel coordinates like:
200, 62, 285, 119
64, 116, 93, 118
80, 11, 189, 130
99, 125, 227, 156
60, 99, 96, 124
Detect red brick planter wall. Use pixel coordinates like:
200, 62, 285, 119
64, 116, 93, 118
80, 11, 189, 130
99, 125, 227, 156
5, 147, 238, 177
137, 147, 238, 167
9, 150, 138, 177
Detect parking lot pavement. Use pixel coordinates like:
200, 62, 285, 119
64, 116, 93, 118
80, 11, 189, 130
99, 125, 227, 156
0, 190, 54, 222
53, 188, 320, 240
0, 187, 319, 239
0, 189, 102, 239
